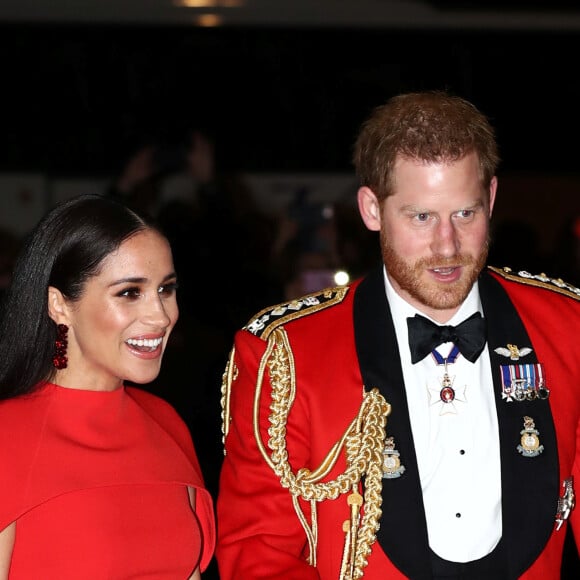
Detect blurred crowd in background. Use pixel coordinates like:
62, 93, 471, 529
0, 127, 579, 574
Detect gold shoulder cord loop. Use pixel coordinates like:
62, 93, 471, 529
252, 327, 391, 579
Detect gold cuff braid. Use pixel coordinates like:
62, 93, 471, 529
250, 327, 391, 579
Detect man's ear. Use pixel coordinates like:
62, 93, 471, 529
357, 186, 381, 232
488, 176, 498, 217
47, 286, 69, 325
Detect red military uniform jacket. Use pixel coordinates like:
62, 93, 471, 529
217, 265, 580, 579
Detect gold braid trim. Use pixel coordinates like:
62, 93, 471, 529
488, 265, 580, 300
220, 346, 238, 454
252, 326, 391, 579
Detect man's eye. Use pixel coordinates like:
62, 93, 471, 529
458, 210, 474, 218
415, 213, 429, 222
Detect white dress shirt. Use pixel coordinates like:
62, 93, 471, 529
383, 268, 502, 561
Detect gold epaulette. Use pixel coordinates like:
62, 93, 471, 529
489, 266, 580, 301
244, 286, 350, 340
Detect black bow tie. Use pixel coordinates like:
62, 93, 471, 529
407, 312, 486, 364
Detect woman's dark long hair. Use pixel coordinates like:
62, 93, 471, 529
0, 194, 160, 400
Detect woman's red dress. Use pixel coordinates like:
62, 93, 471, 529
0, 382, 215, 578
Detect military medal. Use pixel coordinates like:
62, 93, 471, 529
500, 363, 549, 402
556, 477, 576, 530
433, 345, 460, 401
382, 436, 405, 479
427, 345, 467, 415
517, 416, 544, 457
439, 370, 455, 403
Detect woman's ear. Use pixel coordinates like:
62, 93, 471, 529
357, 186, 381, 232
47, 286, 69, 325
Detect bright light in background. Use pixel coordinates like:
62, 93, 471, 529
173, 0, 244, 26
174, 0, 244, 7
175, 0, 216, 6
195, 13, 223, 26
334, 270, 350, 286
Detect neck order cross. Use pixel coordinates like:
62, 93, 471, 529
428, 344, 467, 414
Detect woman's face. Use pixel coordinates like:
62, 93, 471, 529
51, 229, 179, 391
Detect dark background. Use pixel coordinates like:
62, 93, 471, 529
3, 24, 580, 178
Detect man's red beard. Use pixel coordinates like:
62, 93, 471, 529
380, 232, 489, 311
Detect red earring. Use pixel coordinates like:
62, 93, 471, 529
53, 323, 68, 370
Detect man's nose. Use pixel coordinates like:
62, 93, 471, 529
431, 218, 459, 257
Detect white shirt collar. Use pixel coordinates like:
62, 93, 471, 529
382, 265, 484, 363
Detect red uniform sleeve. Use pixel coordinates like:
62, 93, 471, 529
217, 329, 321, 579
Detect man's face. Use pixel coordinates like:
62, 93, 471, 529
374, 152, 496, 322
